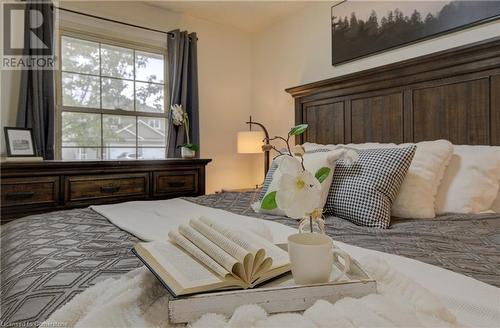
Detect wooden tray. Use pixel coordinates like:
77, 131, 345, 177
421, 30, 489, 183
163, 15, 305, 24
168, 244, 376, 323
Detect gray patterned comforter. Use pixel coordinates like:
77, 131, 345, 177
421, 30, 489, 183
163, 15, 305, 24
1, 191, 499, 326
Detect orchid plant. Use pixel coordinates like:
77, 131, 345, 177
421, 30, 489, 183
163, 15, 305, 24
171, 104, 198, 151
260, 124, 331, 223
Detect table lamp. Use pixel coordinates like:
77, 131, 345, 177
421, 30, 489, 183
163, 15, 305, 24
237, 116, 270, 177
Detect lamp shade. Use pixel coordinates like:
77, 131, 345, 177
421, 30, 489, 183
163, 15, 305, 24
237, 131, 264, 154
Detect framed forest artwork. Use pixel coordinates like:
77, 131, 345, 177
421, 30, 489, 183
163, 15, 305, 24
331, 1, 500, 65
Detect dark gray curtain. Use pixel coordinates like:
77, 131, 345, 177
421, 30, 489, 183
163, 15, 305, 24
167, 29, 199, 158
17, 1, 55, 159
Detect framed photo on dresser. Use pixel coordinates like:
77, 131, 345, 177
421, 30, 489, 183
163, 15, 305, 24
4, 127, 36, 157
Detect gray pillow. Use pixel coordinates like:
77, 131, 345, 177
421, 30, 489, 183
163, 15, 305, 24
325, 146, 416, 228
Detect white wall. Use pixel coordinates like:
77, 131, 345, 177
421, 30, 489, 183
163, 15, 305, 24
251, 1, 500, 143
1, 1, 259, 193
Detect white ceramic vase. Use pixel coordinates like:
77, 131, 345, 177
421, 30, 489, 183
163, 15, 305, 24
181, 147, 196, 158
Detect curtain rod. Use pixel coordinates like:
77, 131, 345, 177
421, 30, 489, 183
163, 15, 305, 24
55, 6, 195, 39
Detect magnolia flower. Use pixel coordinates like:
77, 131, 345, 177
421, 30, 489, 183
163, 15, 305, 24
275, 156, 321, 219
171, 104, 185, 126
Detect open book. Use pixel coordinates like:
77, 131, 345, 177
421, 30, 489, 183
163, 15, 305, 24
133, 216, 291, 296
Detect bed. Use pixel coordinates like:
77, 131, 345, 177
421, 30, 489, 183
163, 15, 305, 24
1, 191, 499, 325
2, 38, 500, 326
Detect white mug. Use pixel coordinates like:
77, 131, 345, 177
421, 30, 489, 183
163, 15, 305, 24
288, 233, 351, 284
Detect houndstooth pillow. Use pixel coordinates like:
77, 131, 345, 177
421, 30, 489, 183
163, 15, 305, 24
259, 160, 279, 200
325, 146, 416, 228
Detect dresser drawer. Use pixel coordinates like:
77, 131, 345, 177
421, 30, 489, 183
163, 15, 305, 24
154, 170, 198, 196
1, 177, 59, 207
65, 173, 149, 203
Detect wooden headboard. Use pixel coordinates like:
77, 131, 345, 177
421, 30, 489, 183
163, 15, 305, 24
286, 38, 500, 146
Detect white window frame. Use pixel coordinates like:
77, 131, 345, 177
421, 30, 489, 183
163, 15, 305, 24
55, 28, 169, 160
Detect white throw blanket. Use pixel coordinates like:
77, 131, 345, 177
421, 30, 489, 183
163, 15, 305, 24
42, 256, 462, 328
91, 199, 294, 243
74, 199, 499, 327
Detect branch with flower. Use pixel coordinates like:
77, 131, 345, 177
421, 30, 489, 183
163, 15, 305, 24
171, 104, 198, 151
260, 125, 327, 222
259, 124, 357, 233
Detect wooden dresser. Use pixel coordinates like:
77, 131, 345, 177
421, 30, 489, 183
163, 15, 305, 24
0, 159, 211, 223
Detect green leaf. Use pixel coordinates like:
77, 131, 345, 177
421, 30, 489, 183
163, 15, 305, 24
289, 124, 308, 136
315, 167, 331, 183
261, 191, 278, 210
177, 143, 199, 151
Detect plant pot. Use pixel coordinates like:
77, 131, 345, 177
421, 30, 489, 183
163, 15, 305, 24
181, 147, 196, 158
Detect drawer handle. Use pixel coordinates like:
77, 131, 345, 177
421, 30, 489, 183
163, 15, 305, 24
168, 181, 186, 188
100, 185, 121, 193
5, 191, 35, 200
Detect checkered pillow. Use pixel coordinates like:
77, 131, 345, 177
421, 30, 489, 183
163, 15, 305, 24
259, 160, 279, 200
325, 146, 416, 228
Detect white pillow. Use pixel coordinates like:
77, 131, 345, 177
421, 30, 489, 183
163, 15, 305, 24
492, 148, 500, 213
392, 140, 453, 218
253, 149, 352, 217
304, 140, 454, 218
435, 145, 500, 214
491, 189, 500, 213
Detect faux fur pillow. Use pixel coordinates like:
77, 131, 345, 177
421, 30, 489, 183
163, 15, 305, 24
436, 145, 500, 214
492, 189, 500, 213
391, 140, 453, 219
489, 148, 500, 213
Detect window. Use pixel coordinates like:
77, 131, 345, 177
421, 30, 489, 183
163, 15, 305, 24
146, 119, 161, 129
59, 35, 167, 160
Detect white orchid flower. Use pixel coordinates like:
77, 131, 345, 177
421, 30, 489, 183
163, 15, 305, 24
275, 156, 322, 219
171, 104, 185, 126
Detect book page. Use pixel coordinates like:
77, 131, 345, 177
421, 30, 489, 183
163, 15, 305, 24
200, 216, 289, 270
250, 233, 290, 269
168, 231, 230, 279
199, 217, 262, 255
136, 241, 224, 291
190, 219, 250, 263
190, 219, 254, 283
178, 224, 246, 282
199, 216, 267, 277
